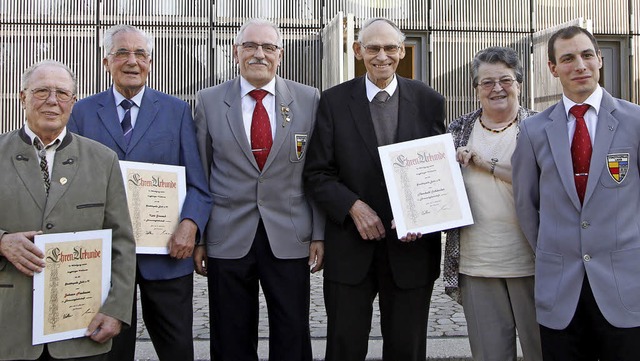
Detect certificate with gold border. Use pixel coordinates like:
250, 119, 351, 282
378, 133, 474, 236
119, 161, 186, 254
33, 229, 111, 345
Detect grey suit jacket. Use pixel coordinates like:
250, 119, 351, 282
513, 90, 640, 329
195, 76, 324, 259
0, 129, 136, 359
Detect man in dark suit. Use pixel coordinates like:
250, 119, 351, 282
194, 18, 324, 361
512, 26, 640, 360
68, 25, 211, 361
303, 17, 445, 361
0, 60, 136, 360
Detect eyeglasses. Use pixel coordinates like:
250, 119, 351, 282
478, 78, 516, 90
108, 50, 150, 61
29, 87, 75, 102
361, 44, 401, 55
240, 42, 281, 54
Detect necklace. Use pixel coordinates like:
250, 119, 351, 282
479, 116, 517, 133
471, 117, 517, 162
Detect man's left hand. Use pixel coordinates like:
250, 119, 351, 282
308, 240, 324, 273
168, 219, 197, 259
84, 313, 122, 343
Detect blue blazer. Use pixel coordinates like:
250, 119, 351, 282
68, 86, 212, 280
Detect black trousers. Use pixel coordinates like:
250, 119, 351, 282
324, 241, 434, 361
540, 276, 640, 361
207, 220, 312, 361
107, 272, 194, 361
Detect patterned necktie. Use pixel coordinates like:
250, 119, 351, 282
249, 89, 272, 170
570, 104, 592, 204
120, 99, 134, 145
374, 90, 390, 103
34, 138, 52, 194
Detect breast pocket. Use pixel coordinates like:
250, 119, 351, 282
600, 148, 633, 188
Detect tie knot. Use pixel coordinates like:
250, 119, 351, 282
120, 99, 134, 110
570, 104, 590, 119
249, 89, 269, 102
374, 91, 390, 103
33, 138, 44, 151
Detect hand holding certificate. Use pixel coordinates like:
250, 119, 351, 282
378, 133, 473, 236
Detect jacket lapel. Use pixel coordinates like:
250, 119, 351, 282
349, 77, 382, 171
396, 77, 419, 142
224, 78, 258, 170
12, 131, 47, 211
263, 76, 293, 172
546, 102, 583, 210
96, 89, 127, 153
44, 134, 79, 219
583, 91, 618, 206
128, 89, 159, 152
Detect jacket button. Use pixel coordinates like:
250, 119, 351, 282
583, 254, 591, 262
46, 223, 54, 230
581, 221, 590, 229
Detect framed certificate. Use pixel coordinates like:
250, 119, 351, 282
119, 161, 186, 254
33, 229, 112, 345
378, 133, 474, 236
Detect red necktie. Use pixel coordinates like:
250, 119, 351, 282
249, 89, 272, 170
570, 104, 592, 204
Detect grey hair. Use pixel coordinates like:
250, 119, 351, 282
103, 24, 154, 57
234, 18, 283, 48
470, 46, 524, 88
357, 17, 406, 44
21, 59, 77, 94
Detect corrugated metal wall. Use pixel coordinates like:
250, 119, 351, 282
2, 0, 639, 133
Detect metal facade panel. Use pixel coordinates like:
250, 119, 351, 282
431, 31, 531, 126
432, 0, 531, 32
101, 0, 209, 26
534, 0, 628, 34
0, 0, 96, 24
214, 0, 320, 27
323, 0, 428, 30
0, 25, 98, 133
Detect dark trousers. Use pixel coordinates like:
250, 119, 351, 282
540, 276, 640, 361
207, 221, 312, 361
108, 272, 194, 361
324, 241, 434, 361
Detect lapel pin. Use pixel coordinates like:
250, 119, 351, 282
608, 125, 614, 131
280, 104, 291, 127
60, 177, 68, 185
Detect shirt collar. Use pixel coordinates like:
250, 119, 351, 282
365, 74, 398, 102
24, 123, 66, 148
562, 86, 603, 119
240, 76, 277, 98
113, 86, 145, 107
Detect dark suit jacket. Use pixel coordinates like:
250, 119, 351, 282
0, 129, 136, 359
303, 75, 445, 288
68, 86, 212, 280
513, 89, 640, 329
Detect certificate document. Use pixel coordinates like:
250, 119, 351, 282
119, 161, 186, 254
33, 229, 112, 345
378, 133, 473, 236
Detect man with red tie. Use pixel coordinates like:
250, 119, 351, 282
512, 26, 640, 360
193, 18, 324, 361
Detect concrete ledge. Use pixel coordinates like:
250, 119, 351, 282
134, 337, 490, 361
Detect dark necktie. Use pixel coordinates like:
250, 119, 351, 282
120, 99, 134, 145
249, 89, 272, 170
374, 90, 390, 103
570, 104, 592, 204
34, 138, 54, 195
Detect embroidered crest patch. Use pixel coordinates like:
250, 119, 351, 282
295, 134, 307, 160
607, 153, 629, 184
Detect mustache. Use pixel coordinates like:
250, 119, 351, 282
249, 59, 269, 65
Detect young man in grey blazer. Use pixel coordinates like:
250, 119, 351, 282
0, 60, 136, 360
193, 18, 324, 361
513, 26, 640, 360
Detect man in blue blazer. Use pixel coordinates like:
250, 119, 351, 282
68, 25, 211, 361
513, 26, 640, 360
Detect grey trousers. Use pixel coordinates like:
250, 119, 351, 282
460, 274, 542, 361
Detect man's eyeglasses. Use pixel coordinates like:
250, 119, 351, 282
360, 44, 401, 55
29, 88, 75, 102
240, 42, 281, 54
478, 78, 516, 90
108, 50, 150, 61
